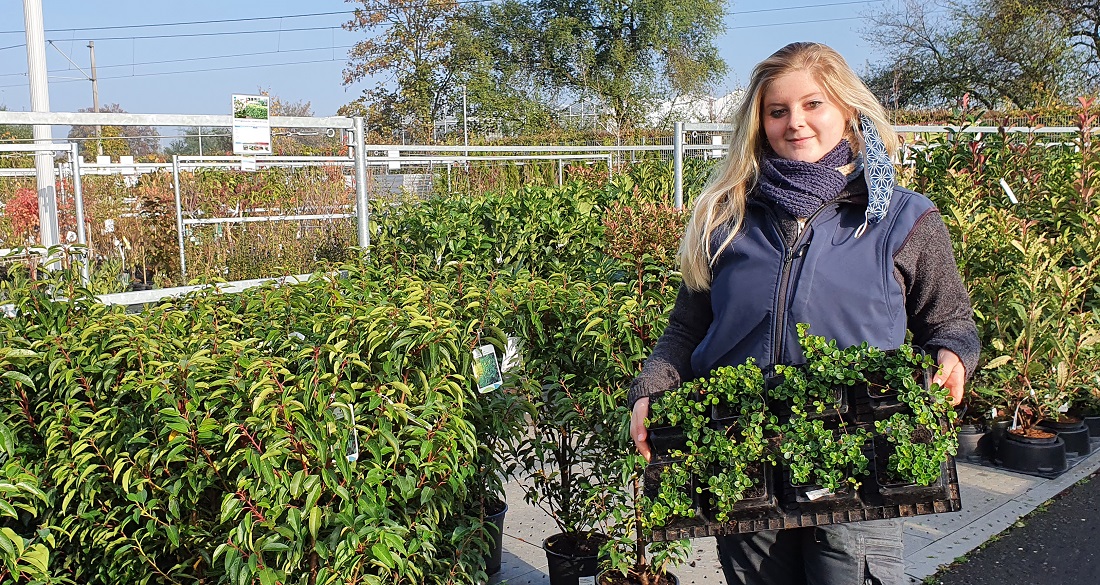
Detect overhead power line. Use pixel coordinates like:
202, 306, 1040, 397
0, 0, 880, 37
0, 57, 347, 89
729, 15, 863, 29
0, 45, 357, 79
735, 0, 881, 15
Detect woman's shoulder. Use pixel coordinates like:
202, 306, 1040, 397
889, 185, 937, 213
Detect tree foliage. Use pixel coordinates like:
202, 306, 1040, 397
0, 105, 33, 169
863, 0, 1089, 109
340, 0, 728, 139
523, 0, 728, 131
67, 103, 160, 160
342, 0, 476, 141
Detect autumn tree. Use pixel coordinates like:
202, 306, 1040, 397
863, 0, 1089, 109
0, 105, 33, 168
68, 103, 160, 160
342, 0, 479, 142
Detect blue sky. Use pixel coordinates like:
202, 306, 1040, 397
0, 0, 881, 118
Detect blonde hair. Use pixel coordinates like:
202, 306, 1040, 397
678, 42, 899, 291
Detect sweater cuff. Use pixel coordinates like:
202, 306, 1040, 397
924, 336, 980, 381
627, 362, 682, 409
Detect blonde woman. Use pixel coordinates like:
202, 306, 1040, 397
628, 43, 978, 585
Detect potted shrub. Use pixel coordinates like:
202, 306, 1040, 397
596, 452, 691, 585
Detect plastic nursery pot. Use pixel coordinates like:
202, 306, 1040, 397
701, 462, 776, 523
647, 425, 688, 462
997, 429, 1068, 476
1037, 418, 1092, 458
782, 470, 861, 512
872, 435, 951, 505
1084, 415, 1100, 438
641, 461, 701, 525
543, 531, 609, 585
484, 498, 508, 576
955, 424, 986, 463
597, 568, 681, 585
981, 419, 1012, 459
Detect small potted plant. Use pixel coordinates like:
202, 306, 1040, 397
597, 452, 692, 585
872, 350, 958, 502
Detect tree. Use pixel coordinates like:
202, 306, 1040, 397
863, 0, 1088, 110
68, 103, 160, 160
164, 127, 232, 157
0, 105, 33, 168
343, 0, 479, 142
522, 0, 727, 132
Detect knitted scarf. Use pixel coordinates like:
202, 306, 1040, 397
757, 139, 857, 219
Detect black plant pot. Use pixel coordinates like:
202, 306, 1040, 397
955, 424, 986, 463
484, 499, 508, 575
982, 419, 1012, 459
1084, 416, 1100, 438
647, 425, 688, 462
997, 430, 1067, 475
1037, 419, 1092, 458
596, 568, 681, 584
544, 531, 608, 585
702, 462, 776, 522
642, 460, 701, 524
872, 436, 950, 505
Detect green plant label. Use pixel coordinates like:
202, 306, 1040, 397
473, 344, 502, 393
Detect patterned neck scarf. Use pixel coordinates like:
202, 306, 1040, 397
858, 112, 896, 237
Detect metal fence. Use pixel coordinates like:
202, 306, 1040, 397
1, 109, 1092, 292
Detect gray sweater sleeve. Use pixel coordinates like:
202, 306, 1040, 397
894, 209, 981, 379
626, 283, 712, 407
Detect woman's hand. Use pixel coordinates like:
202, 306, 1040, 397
630, 397, 652, 463
934, 348, 966, 406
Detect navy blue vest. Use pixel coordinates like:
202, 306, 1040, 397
690, 186, 936, 377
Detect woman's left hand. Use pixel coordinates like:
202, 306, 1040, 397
933, 348, 966, 406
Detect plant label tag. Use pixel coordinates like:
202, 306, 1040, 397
330, 403, 360, 463
804, 488, 834, 501
578, 577, 595, 585
473, 344, 503, 393
241, 156, 258, 171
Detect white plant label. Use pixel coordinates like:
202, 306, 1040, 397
473, 344, 503, 393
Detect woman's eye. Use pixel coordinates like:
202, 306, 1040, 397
769, 109, 787, 118
806, 100, 822, 109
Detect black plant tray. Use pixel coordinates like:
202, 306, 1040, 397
647, 378, 962, 542
648, 454, 959, 541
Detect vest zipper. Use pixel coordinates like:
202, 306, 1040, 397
766, 204, 831, 367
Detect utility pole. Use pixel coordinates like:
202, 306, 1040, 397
23, 0, 59, 248
89, 40, 101, 156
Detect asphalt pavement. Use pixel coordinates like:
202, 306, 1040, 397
929, 469, 1100, 585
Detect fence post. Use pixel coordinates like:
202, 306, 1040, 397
69, 143, 90, 284
673, 121, 684, 210
172, 155, 187, 282
353, 117, 371, 253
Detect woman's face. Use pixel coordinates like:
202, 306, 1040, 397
762, 69, 848, 163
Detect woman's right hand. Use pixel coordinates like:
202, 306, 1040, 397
631, 397, 652, 463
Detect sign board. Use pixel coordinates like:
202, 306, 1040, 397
231, 94, 271, 155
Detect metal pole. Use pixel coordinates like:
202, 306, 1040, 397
673, 121, 684, 210
23, 0, 59, 248
353, 117, 370, 253
70, 143, 90, 283
89, 41, 102, 157
558, 159, 563, 186
172, 155, 187, 281
462, 85, 469, 160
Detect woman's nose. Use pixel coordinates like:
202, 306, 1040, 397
788, 108, 805, 128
